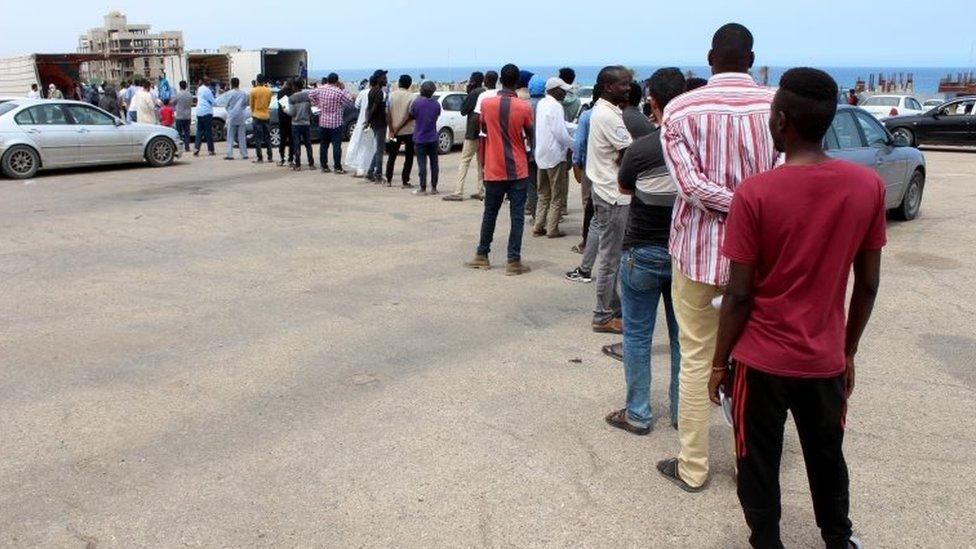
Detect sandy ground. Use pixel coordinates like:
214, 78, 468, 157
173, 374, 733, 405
1, 146, 974, 548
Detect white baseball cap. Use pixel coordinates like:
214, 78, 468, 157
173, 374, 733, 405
545, 77, 571, 92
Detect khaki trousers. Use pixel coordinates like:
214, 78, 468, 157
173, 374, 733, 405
673, 266, 724, 488
455, 138, 483, 195
534, 162, 567, 233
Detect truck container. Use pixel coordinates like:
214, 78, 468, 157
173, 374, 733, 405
0, 54, 89, 98
230, 49, 307, 90
163, 52, 232, 88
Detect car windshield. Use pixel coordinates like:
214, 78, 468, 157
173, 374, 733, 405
0, 102, 17, 117
862, 97, 900, 107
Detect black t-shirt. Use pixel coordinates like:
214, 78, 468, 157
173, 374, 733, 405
367, 87, 386, 128
619, 128, 675, 250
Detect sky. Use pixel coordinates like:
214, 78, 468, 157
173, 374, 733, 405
2, 0, 974, 69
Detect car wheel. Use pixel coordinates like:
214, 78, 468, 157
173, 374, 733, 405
269, 125, 281, 147
2, 145, 40, 179
146, 137, 176, 167
894, 169, 924, 221
891, 127, 915, 147
212, 119, 227, 142
437, 127, 453, 155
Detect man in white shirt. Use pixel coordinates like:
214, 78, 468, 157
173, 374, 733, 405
132, 80, 158, 124
27, 84, 40, 99
587, 66, 633, 334
532, 77, 577, 238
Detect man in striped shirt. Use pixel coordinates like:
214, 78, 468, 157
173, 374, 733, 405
309, 73, 354, 173
656, 23, 779, 493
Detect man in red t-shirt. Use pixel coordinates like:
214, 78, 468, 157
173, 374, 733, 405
710, 68, 884, 549
464, 63, 534, 276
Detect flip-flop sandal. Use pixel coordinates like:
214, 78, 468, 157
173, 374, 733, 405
604, 409, 651, 435
656, 458, 706, 493
601, 342, 623, 362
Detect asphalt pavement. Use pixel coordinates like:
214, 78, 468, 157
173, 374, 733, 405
1, 148, 974, 547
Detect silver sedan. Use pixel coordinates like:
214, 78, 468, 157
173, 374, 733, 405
0, 99, 182, 179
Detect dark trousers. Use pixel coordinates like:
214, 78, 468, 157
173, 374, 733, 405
368, 122, 387, 177
175, 119, 191, 151
477, 179, 528, 262
279, 117, 293, 164
318, 126, 343, 169
385, 134, 414, 184
252, 118, 273, 161
415, 141, 439, 191
582, 193, 594, 246
194, 114, 214, 153
291, 125, 313, 167
526, 159, 538, 214
733, 365, 853, 549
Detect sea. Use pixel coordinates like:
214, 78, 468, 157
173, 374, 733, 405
311, 65, 974, 97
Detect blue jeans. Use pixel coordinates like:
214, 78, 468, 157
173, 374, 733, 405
415, 141, 439, 190
620, 245, 681, 428
368, 122, 387, 177
477, 179, 527, 262
194, 114, 214, 153
319, 126, 343, 169
252, 118, 272, 161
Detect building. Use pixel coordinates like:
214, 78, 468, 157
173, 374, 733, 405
77, 11, 183, 82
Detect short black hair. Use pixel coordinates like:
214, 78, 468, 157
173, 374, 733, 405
499, 64, 520, 88
484, 70, 499, 88
685, 77, 707, 91
711, 23, 754, 69
420, 81, 436, 97
327, 72, 340, 84
257, 74, 266, 85
469, 71, 484, 87
179, 80, 187, 90
163, 98, 170, 106
777, 67, 839, 142
293, 78, 305, 89
559, 67, 576, 85
647, 67, 686, 111
627, 82, 642, 107
320, 77, 328, 85
398, 74, 412, 88
596, 65, 628, 90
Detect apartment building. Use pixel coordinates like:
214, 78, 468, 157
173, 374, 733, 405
78, 11, 183, 82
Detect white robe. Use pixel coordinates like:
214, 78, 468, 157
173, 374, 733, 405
344, 88, 376, 174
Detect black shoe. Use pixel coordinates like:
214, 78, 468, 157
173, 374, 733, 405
192, 149, 199, 157
321, 167, 332, 173
656, 458, 706, 493
565, 267, 593, 283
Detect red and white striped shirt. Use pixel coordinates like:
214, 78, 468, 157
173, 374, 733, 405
662, 72, 778, 286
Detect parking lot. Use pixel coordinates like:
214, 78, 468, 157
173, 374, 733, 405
1, 148, 974, 547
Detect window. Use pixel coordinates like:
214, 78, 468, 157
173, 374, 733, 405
830, 111, 864, 149
64, 105, 115, 125
18, 104, 70, 125
0, 102, 17, 117
854, 111, 889, 147
944, 99, 976, 116
861, 96, 900, 107
823, 124, 840, 150
442, 94, 464, 112
906, 98, 922, 111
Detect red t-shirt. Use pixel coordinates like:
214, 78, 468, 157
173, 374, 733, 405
722, 159, 887, 378
159, 106, 174, 127
479, 90, 533, 182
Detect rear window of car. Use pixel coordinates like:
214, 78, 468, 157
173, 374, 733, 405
0, 103, 17, 117
861, 97, 900, 107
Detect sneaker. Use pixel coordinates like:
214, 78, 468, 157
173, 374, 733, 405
402, 183, 414, 189
308, 164, 316, 171
464, 254, 490, 270
208, 151, 216, 156
565, 267, 592, 283
442, 194, 464, 202
366, 174, 376, 182
335, 168, 347, 175
505, 260, 531, 276
321, 167, 332, 173
429, 188, 439, 195
592, 318, 623, 334
470, 193, 484, 201
413, 189, 428, 196
532, 228, 547, 237
276, 160, 285, 166
193, 149, 199, 157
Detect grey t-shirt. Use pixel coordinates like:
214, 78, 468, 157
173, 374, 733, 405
622, 105, 655, 139
174, 90, 193, 120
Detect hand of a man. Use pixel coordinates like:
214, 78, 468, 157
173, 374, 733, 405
844, 355, 856, 399
708, 367, 728, 406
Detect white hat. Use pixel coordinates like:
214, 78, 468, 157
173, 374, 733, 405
545, 77, 571, 92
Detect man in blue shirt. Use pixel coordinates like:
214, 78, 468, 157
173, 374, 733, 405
219, 77, 249, 160
194, 79, 216, 156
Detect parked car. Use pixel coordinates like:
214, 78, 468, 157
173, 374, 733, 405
922, 98, 946, 109
859, 94, 925, 120
884, 96, 976, 148
826, 105, 926, 220
431, 92, 467, 154
0, 99, 181, 179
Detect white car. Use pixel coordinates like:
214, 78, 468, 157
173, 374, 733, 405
430, 92, 467, 154
922, 98, 945, 110
859, 95, 925, 120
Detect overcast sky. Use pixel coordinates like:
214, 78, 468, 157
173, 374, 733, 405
2, 0, 974, 69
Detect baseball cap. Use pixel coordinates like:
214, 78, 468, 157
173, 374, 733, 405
545, 77, 572, 92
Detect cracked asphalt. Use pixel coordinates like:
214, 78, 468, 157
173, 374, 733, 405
1, 148, 974, 547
